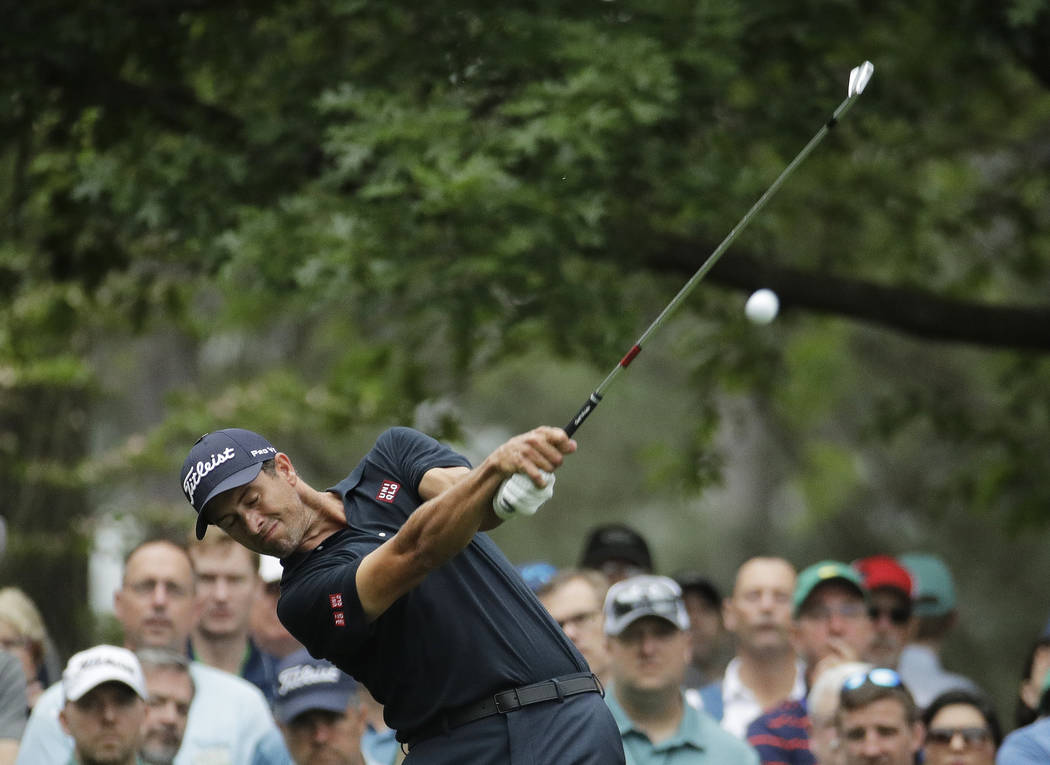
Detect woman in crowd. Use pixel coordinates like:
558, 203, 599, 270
921, 689, 1001, 765
0, 587, 58, 710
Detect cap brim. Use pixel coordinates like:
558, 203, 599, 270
67, 677, 147, 703
276, 690, 351, 725
796, 577, 867, 616
606, 611, 682, 638
195, 463, 264, 539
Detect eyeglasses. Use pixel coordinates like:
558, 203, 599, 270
842, 667, 903, 692
926, 727, 991, 747
127, 579, 190, 600
799, 602, 868, 622
868, 605, 911, 625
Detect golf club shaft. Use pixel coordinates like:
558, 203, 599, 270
564, 80, 870, 437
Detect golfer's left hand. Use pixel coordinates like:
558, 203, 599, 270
493, 470, 555, 519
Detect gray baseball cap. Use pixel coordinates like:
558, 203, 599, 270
603, 574, 690, 637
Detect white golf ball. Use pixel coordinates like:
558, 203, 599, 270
745, 288, 779, 324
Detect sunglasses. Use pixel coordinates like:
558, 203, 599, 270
799, 602, 868, 622
842, 667, 903, 692
609, 580, 682, 619
868, 605, 911, 625
926, 727, 991, 747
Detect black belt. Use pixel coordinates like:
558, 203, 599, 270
401, 672, 603, 748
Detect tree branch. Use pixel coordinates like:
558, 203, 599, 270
652, 244, 1050, 352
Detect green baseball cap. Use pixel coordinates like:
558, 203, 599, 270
898, 552, 956, 617
793, 560, 867, 617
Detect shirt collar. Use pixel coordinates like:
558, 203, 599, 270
606, 684, 705, 751
722, 656, 808, 701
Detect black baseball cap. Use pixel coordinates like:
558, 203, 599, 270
673, 570, 722, 608
180, 428, 278, 540
579, 523, 653, 571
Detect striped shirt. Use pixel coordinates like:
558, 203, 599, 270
745, 699, 815, 765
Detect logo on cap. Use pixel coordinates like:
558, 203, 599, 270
182, 446, 238, 505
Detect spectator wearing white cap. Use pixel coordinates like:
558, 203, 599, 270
603, 575, 759, 764
17, 539, 286, 765
59, 645, 148, 765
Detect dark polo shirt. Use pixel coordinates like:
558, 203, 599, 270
276, 427, 587, 735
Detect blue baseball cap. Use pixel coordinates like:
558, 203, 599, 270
180, 428, 279, 539
517, 561, 558, 593
273, 649, 357, 725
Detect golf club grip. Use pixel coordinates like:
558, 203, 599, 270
564, 393, 603, 437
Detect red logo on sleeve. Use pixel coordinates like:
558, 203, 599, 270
376, 481, 400, 503
333, 611, 345, 627
329, 594, 343, 609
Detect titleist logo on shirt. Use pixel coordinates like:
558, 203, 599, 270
277, 664, 343, 696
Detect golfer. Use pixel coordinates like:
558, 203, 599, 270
181, 425, 624, 764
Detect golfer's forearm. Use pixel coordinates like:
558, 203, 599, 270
395, 458, 504, 571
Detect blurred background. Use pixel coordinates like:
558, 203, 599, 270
2, 0, 1050, 726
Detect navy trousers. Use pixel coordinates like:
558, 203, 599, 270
404, 691, 625, 765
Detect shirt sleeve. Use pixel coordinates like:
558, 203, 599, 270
0, 653, 26, 740
278, 545, 374, 666
373, 427, 472, 491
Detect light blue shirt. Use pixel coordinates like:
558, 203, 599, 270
605, 684, 760, 765
998, 717, 1050, 764
18, 662, 284, 765
897, 644, 979, 709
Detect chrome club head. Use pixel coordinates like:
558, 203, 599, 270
848, 61, 875, 98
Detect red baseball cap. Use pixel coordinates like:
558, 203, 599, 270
853, 555, 913, 597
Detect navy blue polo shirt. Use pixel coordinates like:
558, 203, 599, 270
276, 427, 588, 735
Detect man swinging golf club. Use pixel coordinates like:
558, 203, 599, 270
181, 425, 624, 764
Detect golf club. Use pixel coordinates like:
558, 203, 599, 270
563, 60, 875, 437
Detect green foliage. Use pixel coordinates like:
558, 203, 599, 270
5, 2, 1050, 694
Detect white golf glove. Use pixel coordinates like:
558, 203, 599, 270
493, 471, 555, 520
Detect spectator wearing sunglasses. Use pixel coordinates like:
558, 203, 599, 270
852, 556, 916, 670
836, 668, 922, 765
806, 661, 873, 765
921, 689, 999, 765
602, 575, 759, 764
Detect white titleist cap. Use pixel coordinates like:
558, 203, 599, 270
62, 645, 147, 703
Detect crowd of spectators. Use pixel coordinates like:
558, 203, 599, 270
0, 517, 1047, 764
